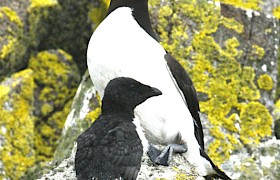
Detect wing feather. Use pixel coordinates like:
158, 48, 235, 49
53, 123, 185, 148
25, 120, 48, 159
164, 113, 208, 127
165, 53, 204, 150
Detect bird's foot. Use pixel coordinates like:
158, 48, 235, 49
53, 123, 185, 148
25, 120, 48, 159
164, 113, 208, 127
147, 144, 187, 166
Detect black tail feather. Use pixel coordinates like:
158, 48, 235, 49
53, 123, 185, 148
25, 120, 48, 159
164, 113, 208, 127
200, 149, 231, 180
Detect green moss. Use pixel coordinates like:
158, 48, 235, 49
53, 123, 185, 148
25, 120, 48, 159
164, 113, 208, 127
257, 74, 274, 91
0, 69, 36, 179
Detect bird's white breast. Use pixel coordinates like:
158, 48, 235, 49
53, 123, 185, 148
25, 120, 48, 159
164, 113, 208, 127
87, 7, 196, 146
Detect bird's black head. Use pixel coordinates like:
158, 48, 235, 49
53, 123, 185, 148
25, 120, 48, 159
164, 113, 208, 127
106, 0, 158, 41
102, 77, 162, 115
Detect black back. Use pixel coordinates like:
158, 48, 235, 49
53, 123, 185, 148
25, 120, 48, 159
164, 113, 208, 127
75, 77, 162, 180
165, 53, 204, 150
106, 0, 158, 41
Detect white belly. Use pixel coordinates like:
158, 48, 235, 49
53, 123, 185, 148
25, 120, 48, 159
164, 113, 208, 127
87, 7, 196, 146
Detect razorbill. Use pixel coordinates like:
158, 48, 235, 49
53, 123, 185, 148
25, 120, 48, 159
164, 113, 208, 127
87, 0, 231, 179
75, 77, 162, 180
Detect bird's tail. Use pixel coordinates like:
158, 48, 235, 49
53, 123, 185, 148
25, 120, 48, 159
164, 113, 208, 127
200, 149, 231, 180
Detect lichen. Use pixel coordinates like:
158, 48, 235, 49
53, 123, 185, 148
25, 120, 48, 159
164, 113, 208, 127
0, 7, 23, 27
215, 0, 262, 10
239, 102, 272, 145
28, 0, 58, 12
28, 50, 80, 163
273, 5, 280, 19
152, 0, 273, 165
0, 7, 26, 79
250, 44, 265, 60
0, 69, 36, 179
257, 74, 274, 91
88, 0, 110, 29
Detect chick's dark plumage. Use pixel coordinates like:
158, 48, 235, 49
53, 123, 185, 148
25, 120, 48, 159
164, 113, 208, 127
75, 77, 162, 180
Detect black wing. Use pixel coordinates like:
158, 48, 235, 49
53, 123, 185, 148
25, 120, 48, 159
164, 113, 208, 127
75, 124, 99, 180
75, 118, 143, 180
164, 53, 204, 150
101, 122, 143, 180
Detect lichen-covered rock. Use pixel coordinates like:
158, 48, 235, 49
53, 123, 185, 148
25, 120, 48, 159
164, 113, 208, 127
53, 71, 100, 165
40, 0, 280, 179
40, 144, 201, 180
0, 69, 36, 179
0, 5, 27, 81
36, 0, 110, 73
149, 1, 279, 178
28, 49, 80, 163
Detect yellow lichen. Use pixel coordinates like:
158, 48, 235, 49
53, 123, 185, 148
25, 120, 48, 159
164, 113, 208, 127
239, 102, 272, 145
153, 0, 272, 164
215, 0, 261, 10
88, 0, 110, 29
0, 85, 10, 98
221, 17, 244, 34
250, 44, 265, 60
0, 36, 17, 59
0, 69, 36, 179
85, 107, 101, 123
28, 50, 80, 163
257, 74, 274, 91
28, 0, 58, 12
0, 7, 23, 27
273, 5, 280, 19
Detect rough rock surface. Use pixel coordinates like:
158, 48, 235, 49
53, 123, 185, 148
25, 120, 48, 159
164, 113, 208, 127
1, 0, 280, 179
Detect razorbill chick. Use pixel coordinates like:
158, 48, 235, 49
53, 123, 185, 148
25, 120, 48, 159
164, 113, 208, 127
87, 0, 231, 179
75, 77, 162, 180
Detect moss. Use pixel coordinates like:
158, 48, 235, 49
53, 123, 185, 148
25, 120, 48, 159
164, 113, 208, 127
257, 74, 274, 91
0, 69, 36, 179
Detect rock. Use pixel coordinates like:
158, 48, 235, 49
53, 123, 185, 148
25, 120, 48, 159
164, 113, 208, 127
1, 0, 280, 179
53, 71, 100, 165
0, 3, 28, 81
40, 144, 201, 180
40, 1, 280, 179
28, 49, 80, 163
0, 69, 36, 179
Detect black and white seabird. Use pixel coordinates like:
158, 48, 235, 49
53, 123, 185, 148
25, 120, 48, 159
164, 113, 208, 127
75, 77, 162, 180
87, 0, 231, 179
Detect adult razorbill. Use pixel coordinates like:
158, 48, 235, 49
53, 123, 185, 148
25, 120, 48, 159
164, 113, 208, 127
87, 0, 230, 179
